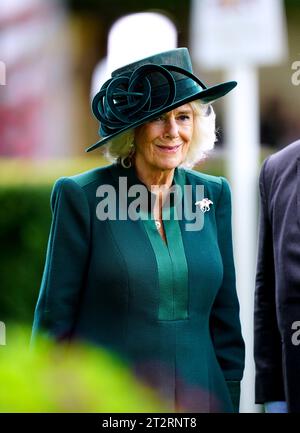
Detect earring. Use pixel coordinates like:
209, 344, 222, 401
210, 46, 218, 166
120, 145, 135, 169
121, 156, 132, 168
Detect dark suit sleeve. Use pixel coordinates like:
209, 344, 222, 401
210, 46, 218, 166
254, 158, 285, 403
31, 177, 90, 343
210, 177, 245, 412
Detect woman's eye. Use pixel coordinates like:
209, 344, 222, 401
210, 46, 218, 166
178, 115, 191, 121
151, 116, 164, 122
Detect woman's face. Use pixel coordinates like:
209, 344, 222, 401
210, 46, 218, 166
134, 104, 194, 172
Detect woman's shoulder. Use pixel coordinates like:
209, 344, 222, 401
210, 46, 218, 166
181, 167, 228, 187
52, 164, 115, 191
180, 168, 231, 203
68, 163, 115, 188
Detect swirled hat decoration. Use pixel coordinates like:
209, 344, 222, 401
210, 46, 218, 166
86, 48, 237, 152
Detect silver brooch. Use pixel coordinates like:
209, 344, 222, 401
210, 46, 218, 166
155, 220, 161, 230
195, 198, 213, 213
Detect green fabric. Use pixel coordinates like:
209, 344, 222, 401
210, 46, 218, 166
226, 381, 241, 413
31, 163, 245, 412
142, 204, 189, 321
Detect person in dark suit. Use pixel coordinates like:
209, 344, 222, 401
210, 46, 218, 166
255, 139, 300, 413
32, 48, 245, 412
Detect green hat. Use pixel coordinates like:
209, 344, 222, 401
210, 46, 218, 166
86, 47, 236, 153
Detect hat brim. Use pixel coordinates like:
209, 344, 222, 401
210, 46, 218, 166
85, 80, 237, 153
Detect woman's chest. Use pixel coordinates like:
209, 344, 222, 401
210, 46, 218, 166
87, 214, 223, 320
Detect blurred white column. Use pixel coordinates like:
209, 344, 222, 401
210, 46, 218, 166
224, 66, 260, 413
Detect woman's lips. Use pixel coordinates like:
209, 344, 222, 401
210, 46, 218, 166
155, 144, 182, 153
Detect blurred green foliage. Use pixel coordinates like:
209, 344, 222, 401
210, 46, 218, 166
0, 184, 52, 324
0, 327, 166, 412
0, 158, 107, 326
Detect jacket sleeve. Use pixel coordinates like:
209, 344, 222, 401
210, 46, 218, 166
210, 177, 245, 412
31, 177, 90, 343
254, 158, 285, 403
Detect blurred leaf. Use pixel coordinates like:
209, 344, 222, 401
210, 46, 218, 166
0, 327, 168, 412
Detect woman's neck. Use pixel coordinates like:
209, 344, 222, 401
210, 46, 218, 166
133, 158, 175, 190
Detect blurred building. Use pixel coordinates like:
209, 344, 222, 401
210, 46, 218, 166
0, 0, 299, 157
0, 0, 72, 157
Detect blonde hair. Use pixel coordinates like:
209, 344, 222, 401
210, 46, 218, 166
102, 100, 216, 169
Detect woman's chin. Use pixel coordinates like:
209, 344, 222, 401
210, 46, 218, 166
154, 155, 184, 171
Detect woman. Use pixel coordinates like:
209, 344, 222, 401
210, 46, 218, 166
32, 48, 245, 413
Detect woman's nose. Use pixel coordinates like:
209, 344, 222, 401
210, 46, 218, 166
164, 117, 179, 139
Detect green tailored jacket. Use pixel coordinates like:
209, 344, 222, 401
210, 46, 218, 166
32, 162, 245, 412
